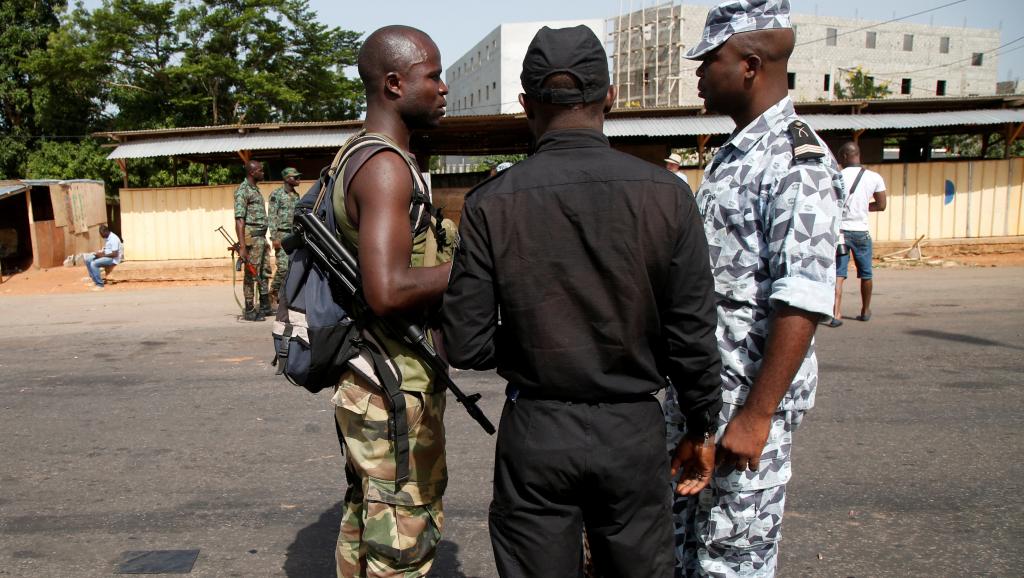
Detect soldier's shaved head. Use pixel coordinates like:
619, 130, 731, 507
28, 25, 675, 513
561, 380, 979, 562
358, 25, 436, 93
728, 28, 795, 65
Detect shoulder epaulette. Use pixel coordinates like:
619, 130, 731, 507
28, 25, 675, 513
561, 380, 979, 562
787, 120, 825, 160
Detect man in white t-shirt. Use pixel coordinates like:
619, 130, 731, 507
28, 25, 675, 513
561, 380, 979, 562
83, 224, 123, 290
831, 141, 886, 326
663, 152, 690, 186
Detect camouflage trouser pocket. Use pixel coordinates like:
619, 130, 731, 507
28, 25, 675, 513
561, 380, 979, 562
363, 499, 443, 572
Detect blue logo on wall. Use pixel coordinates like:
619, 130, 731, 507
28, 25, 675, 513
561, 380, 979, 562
944, 180, 955, 205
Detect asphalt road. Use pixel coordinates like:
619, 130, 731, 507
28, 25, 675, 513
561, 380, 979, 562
0, 266, 1021, 577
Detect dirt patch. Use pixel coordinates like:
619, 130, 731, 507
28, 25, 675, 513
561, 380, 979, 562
0, 266, 230, 296
877, 250, 1024, 269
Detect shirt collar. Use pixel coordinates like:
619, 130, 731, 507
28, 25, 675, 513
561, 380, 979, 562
724, 96, 796, 154
534, 128, 610, 154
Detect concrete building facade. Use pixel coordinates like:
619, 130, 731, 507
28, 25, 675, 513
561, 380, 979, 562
445, 19, 605, 117
610, 1, 1002, 108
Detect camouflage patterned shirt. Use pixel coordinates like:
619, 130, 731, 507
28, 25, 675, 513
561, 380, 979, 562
695, 96, 845, 411
233, 180, 267, 229
268, 185, 299, 240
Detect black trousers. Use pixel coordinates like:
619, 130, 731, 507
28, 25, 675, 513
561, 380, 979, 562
489, 395, 674, 578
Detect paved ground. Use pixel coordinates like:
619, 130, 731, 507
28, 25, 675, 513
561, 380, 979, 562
0, 266, 1021, 577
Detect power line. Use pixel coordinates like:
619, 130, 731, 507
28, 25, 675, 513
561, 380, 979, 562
795, 0, 970, 47
878, 34, 1024, 76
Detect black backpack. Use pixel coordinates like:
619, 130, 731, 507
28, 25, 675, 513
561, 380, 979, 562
270, 131, 433, 393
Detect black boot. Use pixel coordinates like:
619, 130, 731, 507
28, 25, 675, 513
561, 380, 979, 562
244, 307, 261, 321
259, 294, 274, 318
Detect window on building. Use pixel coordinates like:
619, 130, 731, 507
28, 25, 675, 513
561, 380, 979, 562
826, 28, 837, 46
470, 93, 474, 108
823, 74, 831, 91
901, 78, 912, 95
936, 80, 947, 96
486, 85, 489, 100
940, 36, 950, 54
866, 31, 876, 49
478, 89, 482, 103
787, 72, 796, 90
903, 34, 914, 51
972, 52, 984, 66
493, 81, 497, 90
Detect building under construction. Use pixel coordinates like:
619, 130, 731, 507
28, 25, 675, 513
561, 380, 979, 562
609, 1, 1001, 109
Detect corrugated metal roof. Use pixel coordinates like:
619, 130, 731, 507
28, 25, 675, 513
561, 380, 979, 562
0, 183, 28, 200
105, 109, 1024, 159
606, 109, 1024, 137
605, 116, 734, 137
106, 128, 361, 160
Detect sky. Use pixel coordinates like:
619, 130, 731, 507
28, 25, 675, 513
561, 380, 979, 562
305, 0, 1023, 82
77, 0, 1024, 82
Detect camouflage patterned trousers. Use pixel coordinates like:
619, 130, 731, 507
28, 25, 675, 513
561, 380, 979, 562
333, 374, 447, 578
666, 393, 806, 577
243, 234, 271, 307
271, 243, 289, 295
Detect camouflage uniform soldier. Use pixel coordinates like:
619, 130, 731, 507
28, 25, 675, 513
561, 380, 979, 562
234, 160, 272, 321
665, 1, 846, 576
268, 167, 302, 308
331, 26, 453, 578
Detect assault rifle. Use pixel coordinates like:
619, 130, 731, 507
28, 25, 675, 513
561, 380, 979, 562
215, 225, 258, 276
284, 211, 496, 435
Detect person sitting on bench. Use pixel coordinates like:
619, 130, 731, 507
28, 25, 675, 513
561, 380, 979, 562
84, 224, 123, 289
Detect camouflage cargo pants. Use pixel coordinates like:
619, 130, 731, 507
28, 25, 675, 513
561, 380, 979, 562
271, 243, 289, 294
243, 235, 271, 307
333, 374, 447, 578
666, 392, 806, 577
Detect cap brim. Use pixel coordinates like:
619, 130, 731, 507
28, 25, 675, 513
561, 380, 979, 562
684, 40, 718, 60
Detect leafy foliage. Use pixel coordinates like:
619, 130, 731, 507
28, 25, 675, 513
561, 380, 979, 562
833, 66, 892, 100
0, 0, 363, 191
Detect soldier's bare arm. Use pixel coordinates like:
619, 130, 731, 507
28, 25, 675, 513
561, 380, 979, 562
348, 150, 452, 317
235, 217, 247, 261
717, 305, 817, 471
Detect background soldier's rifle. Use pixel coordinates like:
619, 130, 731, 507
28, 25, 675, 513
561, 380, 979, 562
285, 211, 496, 435
215, 226, 258, 276
215, 226, 258, 312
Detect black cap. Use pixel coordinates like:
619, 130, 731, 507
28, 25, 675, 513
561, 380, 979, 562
521, 25, 610, 105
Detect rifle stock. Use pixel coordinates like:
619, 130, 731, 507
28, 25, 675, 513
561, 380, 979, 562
291, 211, 496, 435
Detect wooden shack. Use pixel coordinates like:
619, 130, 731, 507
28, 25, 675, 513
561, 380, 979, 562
0, 179, 107, 270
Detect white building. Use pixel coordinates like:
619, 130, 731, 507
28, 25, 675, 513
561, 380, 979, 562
610, 2, 1001, 108
446, 19, 606, 117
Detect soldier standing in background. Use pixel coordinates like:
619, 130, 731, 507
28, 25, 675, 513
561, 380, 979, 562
234, 160, 273, 321
268, 167, 302, 310
664, 1, 846, 575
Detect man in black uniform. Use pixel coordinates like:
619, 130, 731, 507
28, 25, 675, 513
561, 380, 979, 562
442, 25, 723, 578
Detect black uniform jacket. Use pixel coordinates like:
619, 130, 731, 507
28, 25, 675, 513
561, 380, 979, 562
442, 129, 722, 435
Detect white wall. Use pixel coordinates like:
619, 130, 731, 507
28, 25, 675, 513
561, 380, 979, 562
446, 19, 606, 117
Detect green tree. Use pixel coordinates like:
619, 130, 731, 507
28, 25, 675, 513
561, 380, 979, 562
833, 66, 892, 100
0, 0, 67, 177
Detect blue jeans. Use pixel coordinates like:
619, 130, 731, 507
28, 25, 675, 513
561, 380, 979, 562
85, 254, 115, 286
836, 230, 873, 280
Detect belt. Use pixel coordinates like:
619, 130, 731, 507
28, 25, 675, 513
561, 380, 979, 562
507, 384, 655, 404
246, 227, 268, 236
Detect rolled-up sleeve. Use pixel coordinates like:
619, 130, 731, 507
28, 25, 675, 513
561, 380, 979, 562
233, 186, 247, 220
442, 195, 499, 370
663, 195, 723, 437
766, 162, 843, 317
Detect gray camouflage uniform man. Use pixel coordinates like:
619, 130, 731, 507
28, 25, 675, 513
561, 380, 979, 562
664, 1, 846, 575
